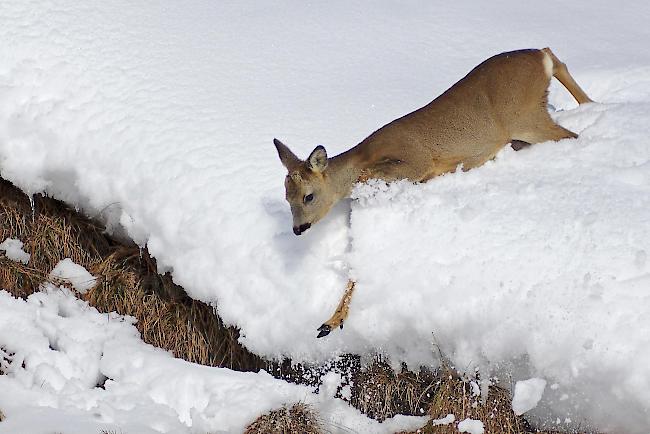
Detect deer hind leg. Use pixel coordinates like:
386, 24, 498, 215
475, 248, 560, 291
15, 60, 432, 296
519, 123, 577, 144
542, 47, 593, 105
513, 109, 578, 145
317, 280, 355, 338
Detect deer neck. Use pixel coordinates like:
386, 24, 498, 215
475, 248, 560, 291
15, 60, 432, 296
326, 149, 364, 200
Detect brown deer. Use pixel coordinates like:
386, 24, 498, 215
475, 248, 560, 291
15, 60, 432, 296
273, 48, 593, 337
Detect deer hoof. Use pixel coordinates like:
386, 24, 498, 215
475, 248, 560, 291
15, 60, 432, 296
317, 324, 332, 338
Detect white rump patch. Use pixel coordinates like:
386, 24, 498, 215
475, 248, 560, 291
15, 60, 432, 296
542, 50, 554, 77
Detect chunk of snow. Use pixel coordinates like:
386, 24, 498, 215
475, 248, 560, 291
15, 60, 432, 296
512, 378, 547, 415
0, 238, 30, 264
431, 413, 455, 426
49, 259, 97, 294
378, 414, 430, 433
458, 418, 485, 434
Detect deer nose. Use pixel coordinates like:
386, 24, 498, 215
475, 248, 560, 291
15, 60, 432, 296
293, 223, 311, 235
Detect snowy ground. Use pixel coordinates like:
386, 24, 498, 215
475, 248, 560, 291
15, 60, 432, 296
1, 0, 650, 432
0, 284, 425, 434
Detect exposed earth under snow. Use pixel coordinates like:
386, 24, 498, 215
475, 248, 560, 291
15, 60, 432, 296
1, 0, 650, 433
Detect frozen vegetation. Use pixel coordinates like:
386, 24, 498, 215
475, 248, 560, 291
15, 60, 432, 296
1, 0, 650, 432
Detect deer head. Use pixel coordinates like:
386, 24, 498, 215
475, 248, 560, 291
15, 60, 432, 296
273, 138, 337, 235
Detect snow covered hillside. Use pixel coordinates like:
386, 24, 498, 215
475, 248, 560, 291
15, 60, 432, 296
1, 0, 649, 432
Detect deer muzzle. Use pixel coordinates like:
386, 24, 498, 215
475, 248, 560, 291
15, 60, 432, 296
293, 223, 311, 235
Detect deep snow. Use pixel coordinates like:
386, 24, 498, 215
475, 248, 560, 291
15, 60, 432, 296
1, 0, 650, 432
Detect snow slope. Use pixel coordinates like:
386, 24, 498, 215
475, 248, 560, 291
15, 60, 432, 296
1, 1, 650, 432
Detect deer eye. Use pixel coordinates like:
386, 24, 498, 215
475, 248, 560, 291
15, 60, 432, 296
304, 193, 314, 204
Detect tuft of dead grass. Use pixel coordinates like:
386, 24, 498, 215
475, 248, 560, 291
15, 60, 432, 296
0, 407, 4, 422
350, 358, 438, 422
244, 403, 321, 434
401, 373, 530, 434
0, 178, 110, 297
0, 178, 263, 371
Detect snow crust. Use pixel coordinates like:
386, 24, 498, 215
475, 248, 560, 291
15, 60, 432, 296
1, 1, 650, 432
0, 288, 425, 433
0, 238, 30, 264
49, 259, 97, 294
512, 378, 547, 416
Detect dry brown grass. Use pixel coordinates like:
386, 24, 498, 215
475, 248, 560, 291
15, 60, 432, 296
399, 373, 580, 434
244, 403, 321, 434
86, 249, 264, 370
351, 359, 438, 422
416, 373, 529, 433
0, 178, 263, 371
351, 360, 594, 434
0, 178, 109, 297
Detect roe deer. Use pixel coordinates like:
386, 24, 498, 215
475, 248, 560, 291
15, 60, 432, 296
273, 48, 593, 337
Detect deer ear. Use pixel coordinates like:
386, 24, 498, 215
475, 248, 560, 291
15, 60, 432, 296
273, 138, 301, 170
307, 145, 328, 172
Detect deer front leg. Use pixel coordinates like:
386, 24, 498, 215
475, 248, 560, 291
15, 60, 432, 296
317, 280, 356, 338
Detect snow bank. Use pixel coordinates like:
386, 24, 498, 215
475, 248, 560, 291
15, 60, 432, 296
0, 288, 425, 433
1, 1, 650, 432
0, 238, 30, 264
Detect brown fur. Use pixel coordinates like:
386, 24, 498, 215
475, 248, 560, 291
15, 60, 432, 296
275, 48, 592, 235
